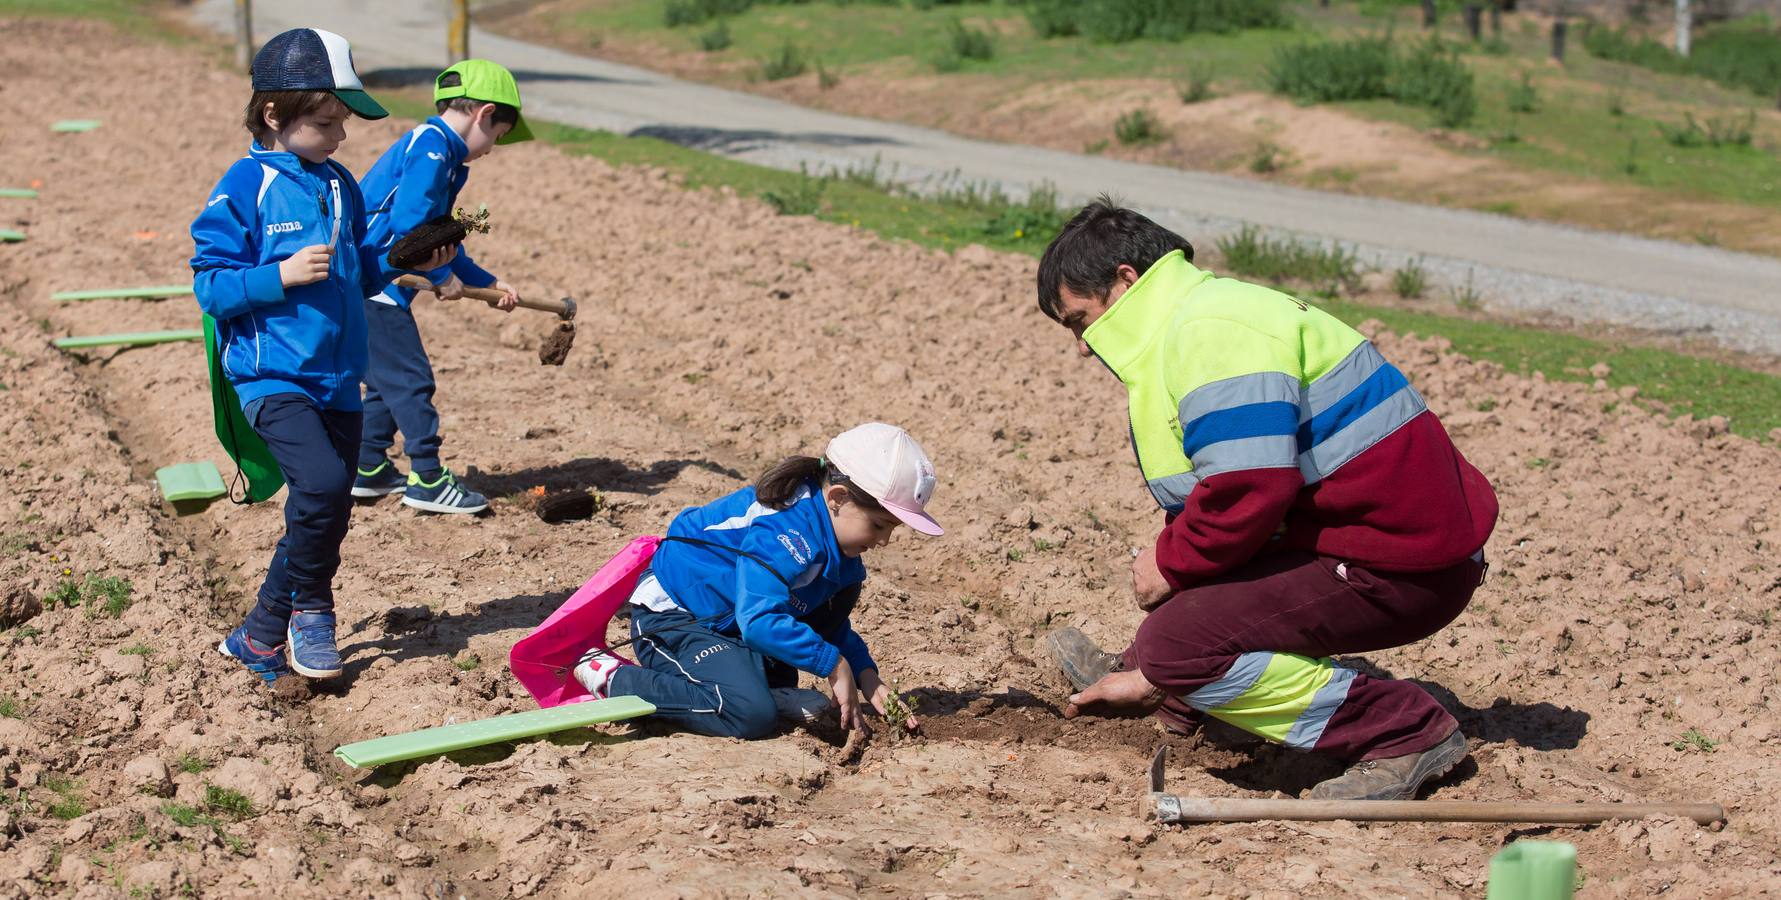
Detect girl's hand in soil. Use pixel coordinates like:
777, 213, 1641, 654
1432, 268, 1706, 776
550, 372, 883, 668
279, 244, 333, 287
860, 668, 920, 733
829, 657, 864, 732
491, 280, 520, 312
431, 273, 466, 301
1064, 669, 1165, 720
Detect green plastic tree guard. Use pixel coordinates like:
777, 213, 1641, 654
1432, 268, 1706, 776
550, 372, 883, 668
334, 696, 656, 768
51, 120, 102, 133
0, 189, 38, 199
0, 230, 24, 243
53, 329, 203, 350
53, 285, 193, 302
1486, 840, 1577, 900
155, 462, 227, 516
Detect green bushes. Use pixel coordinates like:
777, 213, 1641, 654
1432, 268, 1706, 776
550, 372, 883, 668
935, 17, 994, 70
664, 0, 754, 28
1025, 0, 1289, 43
1269, 37, 1477, 127
758, 41, 807, 80
1586, 19, 1781, 97
1114, 108, 1167, 145
1657, 111, 1756, 148
1215, 226, 1363, 295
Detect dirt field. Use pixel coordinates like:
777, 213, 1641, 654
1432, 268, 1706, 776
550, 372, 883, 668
2, 17, 1780, 898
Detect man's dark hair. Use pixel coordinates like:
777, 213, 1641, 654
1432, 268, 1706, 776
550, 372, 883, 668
243, 90, 338, 147
435, 72, 521, 129
1035, 196, 1194, 322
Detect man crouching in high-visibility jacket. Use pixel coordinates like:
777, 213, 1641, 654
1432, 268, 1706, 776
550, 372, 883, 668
1040, 198, 1499, 801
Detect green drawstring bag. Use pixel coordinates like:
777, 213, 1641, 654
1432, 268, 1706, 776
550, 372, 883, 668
203, 314, 285, 503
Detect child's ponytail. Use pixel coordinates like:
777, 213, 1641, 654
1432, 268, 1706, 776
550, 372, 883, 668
755, 455, 887, 512
755, 456, 825, 509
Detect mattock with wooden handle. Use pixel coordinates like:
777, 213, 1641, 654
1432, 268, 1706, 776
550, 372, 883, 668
1141, 745, 1725, 826
395, 274, 576, 320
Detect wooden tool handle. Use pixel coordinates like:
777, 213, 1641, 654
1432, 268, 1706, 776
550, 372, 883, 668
395, 274, 575, 320
1147, 794, 1725, 826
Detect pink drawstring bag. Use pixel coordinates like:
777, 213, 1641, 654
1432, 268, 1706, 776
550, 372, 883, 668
509, 535, 659, 708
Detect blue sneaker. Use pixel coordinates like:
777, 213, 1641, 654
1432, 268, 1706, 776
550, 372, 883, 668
286, 611, 344, 678
217, 625, 291, 685
352, 459, 407, 498
401, 468, 489, 515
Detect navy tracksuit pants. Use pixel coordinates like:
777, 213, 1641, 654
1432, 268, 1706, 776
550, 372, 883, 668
610, 585, 862, 739
359, 298, 443, 474
241, 394, 361, 648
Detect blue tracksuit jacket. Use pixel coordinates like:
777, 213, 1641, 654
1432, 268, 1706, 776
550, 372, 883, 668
360, 117, 497, 307
190, 143, 397, 411
653, 482, 878, 678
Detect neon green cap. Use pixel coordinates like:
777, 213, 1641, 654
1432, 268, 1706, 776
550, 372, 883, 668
434, 59, 533, 145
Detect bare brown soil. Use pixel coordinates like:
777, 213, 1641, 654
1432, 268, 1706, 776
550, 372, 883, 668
491, 0, 1781, 258
2, 18, 1779, 898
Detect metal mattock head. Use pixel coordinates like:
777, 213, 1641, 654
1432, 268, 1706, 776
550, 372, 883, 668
1150, 744, 1168, 793
559, 297, 578, 321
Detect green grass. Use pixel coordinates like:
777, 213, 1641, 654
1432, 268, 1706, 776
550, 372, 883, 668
1216, 226, 1363, 295
0, 695, 22, 718
1671, 729, 1720, 753
381, 89, 1781, 440
0, 0, 172, 31
42, 573, 134, 618
42, 774, 85, 820
175, 753, 210, 775
202, 785, 254, 819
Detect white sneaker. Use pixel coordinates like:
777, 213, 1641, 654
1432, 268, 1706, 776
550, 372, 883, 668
573, 647, 622, 697
771, 687, 832, 724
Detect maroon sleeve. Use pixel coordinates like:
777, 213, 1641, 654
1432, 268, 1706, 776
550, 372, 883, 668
1154, 467, 1302, 589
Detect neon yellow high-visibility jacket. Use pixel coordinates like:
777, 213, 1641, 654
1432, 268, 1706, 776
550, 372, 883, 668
1082, 251, 1497, 586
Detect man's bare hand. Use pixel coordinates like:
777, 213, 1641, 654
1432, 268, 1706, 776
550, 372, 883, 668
1063, 669, 1166, 719
1132, 544, 1172, 611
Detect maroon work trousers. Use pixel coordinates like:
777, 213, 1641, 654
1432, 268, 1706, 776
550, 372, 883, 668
1124, 550, 1484, 761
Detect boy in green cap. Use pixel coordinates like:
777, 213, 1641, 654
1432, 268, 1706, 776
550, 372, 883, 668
353, 59, 534, 513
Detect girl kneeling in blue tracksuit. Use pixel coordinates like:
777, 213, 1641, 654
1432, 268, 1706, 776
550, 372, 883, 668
575, 423, 943, 738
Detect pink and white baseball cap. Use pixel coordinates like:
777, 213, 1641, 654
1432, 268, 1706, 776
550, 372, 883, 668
824, 423, 943, 536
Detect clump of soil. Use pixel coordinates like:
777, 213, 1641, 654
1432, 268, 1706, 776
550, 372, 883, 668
388, 205, 492, 270
538, 320, 576, 365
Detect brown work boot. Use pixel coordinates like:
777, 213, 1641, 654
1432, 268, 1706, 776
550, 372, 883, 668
1046, 627, 1123, 692
1307, 729, 1469, 801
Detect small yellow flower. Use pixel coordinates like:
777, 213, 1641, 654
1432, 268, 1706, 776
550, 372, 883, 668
1015, 229, 1024, 238
62, 567, 72, 576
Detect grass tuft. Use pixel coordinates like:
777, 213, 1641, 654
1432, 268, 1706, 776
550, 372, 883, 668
1114, 108, 1166, 146
1216, 226, 1362, 295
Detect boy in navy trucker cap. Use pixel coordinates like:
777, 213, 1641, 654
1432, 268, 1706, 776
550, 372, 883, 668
191, 28, 459, 686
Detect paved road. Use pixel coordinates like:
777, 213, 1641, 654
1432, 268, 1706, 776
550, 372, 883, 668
194, 0, 1781, 354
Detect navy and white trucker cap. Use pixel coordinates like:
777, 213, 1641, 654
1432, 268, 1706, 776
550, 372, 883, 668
251, 28, 388, 120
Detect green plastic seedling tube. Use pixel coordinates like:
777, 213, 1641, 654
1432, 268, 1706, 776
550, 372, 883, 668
53, 285, 193, 302
0, 189, 38, 199
334, 696, 656, 768
155, 462, 227, 516
0, 230, 24, 243
1486, 840, 1577, 900
51, 120, 102, 133
53, 329, 204, 350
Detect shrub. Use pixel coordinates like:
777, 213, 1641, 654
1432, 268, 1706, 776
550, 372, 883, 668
979, 182, 1068, 241
1177, 61, 1217, 103
1216, 226, 1362, 294
1389, 38, 1477, 127
1659, 111, 1755, 148
1586, 18, 1781, 97
1270, 36, 1475, 126
1268, 37, 1394, 103
1026, 0, 1287, 45
664, 0, 753, 28
947, 18, 995, 61
759, 41, 807, 81
1393, 258, 1429, 299
696, 19, 732, 52
1506, 71, 1538, 113
1249, 141, 1287, 173
761, 164, 825, 215
1114, 107, 1167, 146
